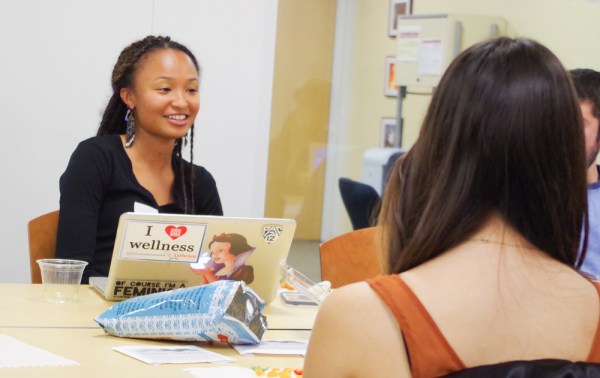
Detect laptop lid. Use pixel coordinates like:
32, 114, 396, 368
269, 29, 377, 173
94, 212, 296, 303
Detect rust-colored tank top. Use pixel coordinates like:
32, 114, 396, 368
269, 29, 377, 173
367, 275, 600, 377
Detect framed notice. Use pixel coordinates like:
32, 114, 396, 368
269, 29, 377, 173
381, 117, 401, 148
384, 56, 400, 97
388, 0, 413, 37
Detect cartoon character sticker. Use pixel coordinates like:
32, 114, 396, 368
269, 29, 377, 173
191, 233, 255, 284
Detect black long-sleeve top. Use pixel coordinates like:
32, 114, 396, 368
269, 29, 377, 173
55, 135, 223, 283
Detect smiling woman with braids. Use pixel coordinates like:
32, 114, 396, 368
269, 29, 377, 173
56, 36, 223, 283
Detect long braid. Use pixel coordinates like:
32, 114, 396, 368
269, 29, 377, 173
189, 125, 195, 211
174, 139, 188, 213
97, 35, 200, 213
173, 127, 196, 214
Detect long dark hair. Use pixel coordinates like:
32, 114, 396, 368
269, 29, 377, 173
97, 35, 200, 213
380, 37, 588, 274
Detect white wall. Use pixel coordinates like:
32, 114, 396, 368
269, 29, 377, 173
0, 0, 278, 282
321, 0, 358, 240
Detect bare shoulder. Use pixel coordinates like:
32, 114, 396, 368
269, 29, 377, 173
313, 282, 394, 333
303, 282, 411, 378
322, 281, 381, 310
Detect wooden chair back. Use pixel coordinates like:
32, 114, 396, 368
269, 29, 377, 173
319, 226, 384, 288
27, 210, 59, 283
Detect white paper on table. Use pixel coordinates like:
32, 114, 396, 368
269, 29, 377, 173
184, 366, 256, 378
233, 340, 307, 356
113, 345, 234, 365
0, 334, 79, 368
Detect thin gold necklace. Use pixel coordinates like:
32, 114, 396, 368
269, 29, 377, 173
468, 237, 536, 249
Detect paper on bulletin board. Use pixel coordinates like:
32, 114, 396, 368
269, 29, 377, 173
397, 25, 420, 62
419, 39, 443, 76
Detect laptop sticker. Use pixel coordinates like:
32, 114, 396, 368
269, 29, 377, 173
262, 225, 283, 244
119, 220, 207, 263
111, 279, 187, 298
165, 225, 187, 240
190, 233, 255, 285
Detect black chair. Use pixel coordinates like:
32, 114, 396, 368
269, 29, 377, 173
338, 178, 380, 230
443, 359, 600, 377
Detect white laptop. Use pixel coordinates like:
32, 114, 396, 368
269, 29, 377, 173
90, 212, 296, 303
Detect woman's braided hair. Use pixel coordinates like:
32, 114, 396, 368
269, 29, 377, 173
97, 36, 199, 213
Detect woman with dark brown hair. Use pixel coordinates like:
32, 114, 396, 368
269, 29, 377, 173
304, 37, 600, 377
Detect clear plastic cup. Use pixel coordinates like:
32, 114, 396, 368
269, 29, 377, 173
36, 259, 88, 302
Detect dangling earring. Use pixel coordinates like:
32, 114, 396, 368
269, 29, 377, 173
125, 108, 135, 148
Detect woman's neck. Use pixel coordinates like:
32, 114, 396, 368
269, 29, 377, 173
403, 213, 571, 296
587, 163, 599, 184
467, 215, 536, 251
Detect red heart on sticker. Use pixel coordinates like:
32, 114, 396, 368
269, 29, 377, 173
165, 225, 187, 240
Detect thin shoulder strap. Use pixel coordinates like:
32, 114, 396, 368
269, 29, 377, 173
367, 275, 465, 377
586, 280, 600, 361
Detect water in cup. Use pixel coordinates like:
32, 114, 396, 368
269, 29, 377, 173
42, 283, 80, 301
37, 259, 88, 302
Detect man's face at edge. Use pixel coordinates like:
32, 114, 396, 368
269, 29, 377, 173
581, 100, 600, 168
